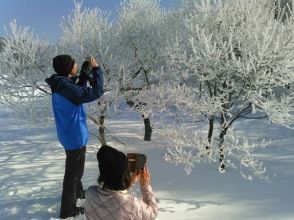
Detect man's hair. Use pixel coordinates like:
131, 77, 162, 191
52, 54, 75, 76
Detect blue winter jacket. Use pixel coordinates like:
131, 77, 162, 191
45, 66, 104, 150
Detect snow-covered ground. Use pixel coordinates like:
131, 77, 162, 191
0, 104, 294, 220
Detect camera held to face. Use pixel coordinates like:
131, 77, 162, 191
80, 56, 94, 78
127, 153, 147, 173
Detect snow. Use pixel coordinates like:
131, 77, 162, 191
0, 104, 294, 220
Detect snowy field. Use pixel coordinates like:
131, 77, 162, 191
0, 104, 294, 220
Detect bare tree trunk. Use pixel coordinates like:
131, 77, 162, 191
206, 116, 214, 150
99, 115, 106, 146
143, 116, 152, 141
127, 100, 153, 141
218, 125, 229, 172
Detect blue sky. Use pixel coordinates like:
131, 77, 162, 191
0, 0, 175, 41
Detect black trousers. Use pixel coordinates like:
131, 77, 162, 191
60, 147, 86, 219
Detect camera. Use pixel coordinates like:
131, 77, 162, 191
127, 153, 147, 173
80, 56, 93, 77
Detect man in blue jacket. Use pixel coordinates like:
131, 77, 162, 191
46, 54, 104, 219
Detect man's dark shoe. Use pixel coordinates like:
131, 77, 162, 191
74, 207, 85, 216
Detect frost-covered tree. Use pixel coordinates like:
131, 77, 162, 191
0, 37, 5, 99
0, 36, 5, 52
134, 0, 294, 178
60, 2, 112, 68
114, 0, 167, 140
0, 21, 54, 121
274, 0, 292, 20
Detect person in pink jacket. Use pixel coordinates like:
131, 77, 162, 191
85, 145, 158, 220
